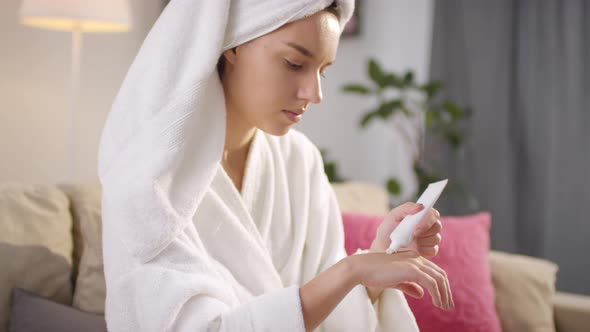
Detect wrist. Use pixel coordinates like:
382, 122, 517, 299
364, 246, 385, 302
341, 255, 363, 287
300, 256, 365, 331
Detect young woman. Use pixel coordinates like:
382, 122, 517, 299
98, 1, 453, 331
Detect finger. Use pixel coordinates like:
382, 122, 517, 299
407, 263, 443, 309
413, 260, 450, 310
432, 208, 441, 218
415, 219, 442, 237
389, 202, 424, 222
419, 259, 453, 310
415, 233, 442, 247
417, 245, 439, 258
396, 282, 424, 299
417, 261, 450, 310
415, 209, 439, 233
420, 258, 454, 310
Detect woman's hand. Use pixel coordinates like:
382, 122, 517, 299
370, 202, 443, 259
350, 251, 454, 310
299, 250, 453, 332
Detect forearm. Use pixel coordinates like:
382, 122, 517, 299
299, 257, 359, 332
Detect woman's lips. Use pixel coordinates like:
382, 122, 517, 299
282, 110, 302, 123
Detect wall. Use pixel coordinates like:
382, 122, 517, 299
0, 0, 434, 194
0, 0, 164, 184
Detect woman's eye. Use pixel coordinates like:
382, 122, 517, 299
285, 60, 303, 71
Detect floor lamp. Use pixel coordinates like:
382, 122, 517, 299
19, 0, 131, 181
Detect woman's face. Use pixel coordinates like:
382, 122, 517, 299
221, 10, 341, 136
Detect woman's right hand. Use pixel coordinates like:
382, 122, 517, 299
349, 250, 454, 310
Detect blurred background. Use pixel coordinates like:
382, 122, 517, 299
0, 0, 588, 299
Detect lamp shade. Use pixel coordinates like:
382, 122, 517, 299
19, 0, 131, 32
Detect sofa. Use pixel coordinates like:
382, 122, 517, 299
0, 182, 589, 332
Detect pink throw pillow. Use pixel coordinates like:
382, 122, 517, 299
341, 211, 502, 332
341, 212, 382, 255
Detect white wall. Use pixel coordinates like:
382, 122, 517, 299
0, 0, 434, 194
296, 0, 434, 202
0, 0, 164, 184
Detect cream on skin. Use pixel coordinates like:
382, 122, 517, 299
220, 9, 454, 332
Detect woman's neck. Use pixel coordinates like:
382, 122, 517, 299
222, 103, 256, 191
223, 107, 256, 164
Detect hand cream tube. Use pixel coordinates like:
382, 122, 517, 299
386, 179, 448, 254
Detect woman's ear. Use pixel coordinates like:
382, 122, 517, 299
222, 47, 238, 65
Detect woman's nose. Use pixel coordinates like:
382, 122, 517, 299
297, 73, 323, 104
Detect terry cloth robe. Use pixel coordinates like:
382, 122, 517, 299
101, 129, 419, 331
97, 0, 419, 331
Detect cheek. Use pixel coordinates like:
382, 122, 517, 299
233, 58, 294, 113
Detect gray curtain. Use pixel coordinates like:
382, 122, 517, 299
430, 0, 590, 295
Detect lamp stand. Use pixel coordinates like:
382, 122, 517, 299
68, 27, 82, 182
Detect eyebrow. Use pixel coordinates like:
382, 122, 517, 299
285, 42, 315, 59
284, 41, 335, 66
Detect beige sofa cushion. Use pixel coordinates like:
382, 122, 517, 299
0, 184, 73, 332
60, 184, 105, 315
489, 250, 558, 332
331, 181, 390, 214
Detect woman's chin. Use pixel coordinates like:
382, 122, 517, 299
259, 124, 293, 137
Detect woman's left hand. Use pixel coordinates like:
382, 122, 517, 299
370, 202, 442, 259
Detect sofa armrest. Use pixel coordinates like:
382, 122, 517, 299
553, 291, 590, 332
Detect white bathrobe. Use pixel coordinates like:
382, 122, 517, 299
98, 0, 419, 331
102, 128, 418, 331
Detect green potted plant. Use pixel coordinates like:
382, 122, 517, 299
341, 58, 477, 211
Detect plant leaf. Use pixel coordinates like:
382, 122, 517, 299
342, 84, 371, 94
386, 178, 402, 196
420, 81, 444, 98
360, 111, 378, 128
368, 58, 386, 88
424, 111, 433, 127
401, 106, 411, 116
377, 99, 403, 120
442, 100, 464, 120
383, 73, 403, 88
446, 130, 463, 148
321, 149, 345, 182
403, 71, 414, 86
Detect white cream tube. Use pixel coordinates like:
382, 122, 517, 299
386, 179, 448, 254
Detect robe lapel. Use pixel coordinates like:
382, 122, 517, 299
199, 129, 300, 294
241, 129, 275, 241
197, 159, 283, 296
240, 131, 301, 285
